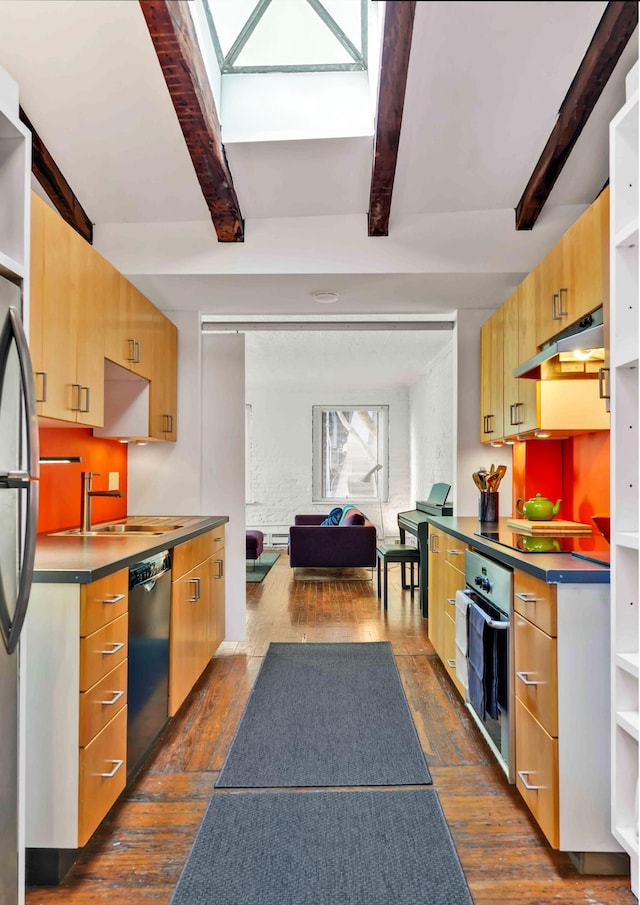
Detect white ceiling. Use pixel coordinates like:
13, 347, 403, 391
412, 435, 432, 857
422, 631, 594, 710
0, 0, 636, 325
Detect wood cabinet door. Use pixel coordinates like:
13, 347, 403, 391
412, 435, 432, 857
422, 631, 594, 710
480, 319, 492, 442
72, 227, 105, 426
169, 562, 210, 715
515, 271, 539, 434
149, 310, 177, 441
536, 239, 565, 347
515, 697, 559, 848
443, 563, 465, 698
39, 198, 78, 421
502, 290, 520, 437
103, 270, 132, 370
208, 551, 225, 658
563, 186, 609, 325
480, 309, 504, 443
78, 705, 127, 847
128, 285, 155, 381
514, 612, 558, 736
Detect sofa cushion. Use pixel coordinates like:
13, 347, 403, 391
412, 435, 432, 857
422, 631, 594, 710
342, 510, 365, 526
320, 507, 343, 526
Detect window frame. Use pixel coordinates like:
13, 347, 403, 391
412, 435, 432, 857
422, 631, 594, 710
311, 404, 389, 505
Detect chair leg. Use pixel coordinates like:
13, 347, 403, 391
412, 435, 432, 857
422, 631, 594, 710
383, 561, 388, 611
410, 562, 415, 600
377, 557, 381, 598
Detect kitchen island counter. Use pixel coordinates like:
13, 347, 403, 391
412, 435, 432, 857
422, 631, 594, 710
34, 515, 229, 583
425, 515, 610, 583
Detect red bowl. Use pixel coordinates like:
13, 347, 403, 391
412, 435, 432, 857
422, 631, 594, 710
592, 516, 610, 543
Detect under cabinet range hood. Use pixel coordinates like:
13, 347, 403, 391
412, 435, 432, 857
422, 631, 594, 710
515, 308, 605, 380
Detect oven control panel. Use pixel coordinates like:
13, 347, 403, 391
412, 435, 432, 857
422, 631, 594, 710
465, 548, 512, 615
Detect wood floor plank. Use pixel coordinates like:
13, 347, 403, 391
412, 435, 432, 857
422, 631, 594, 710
26, 549, 635, 905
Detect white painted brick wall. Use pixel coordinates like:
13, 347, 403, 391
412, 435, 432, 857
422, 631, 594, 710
409, 341, 455, 504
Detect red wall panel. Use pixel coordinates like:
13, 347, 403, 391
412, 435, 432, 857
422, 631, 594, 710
38, 428, 128, 534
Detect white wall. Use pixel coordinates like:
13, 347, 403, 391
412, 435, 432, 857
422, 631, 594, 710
245, 380, 411, 542
409, 340, 455, 504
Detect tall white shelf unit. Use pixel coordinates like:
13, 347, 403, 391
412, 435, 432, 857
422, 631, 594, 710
610, 62, 639, 899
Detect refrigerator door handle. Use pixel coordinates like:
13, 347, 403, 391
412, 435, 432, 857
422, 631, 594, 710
0, 305, 40, 654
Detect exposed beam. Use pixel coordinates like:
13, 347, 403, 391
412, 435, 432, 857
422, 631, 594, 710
140, 0, 244, 243
516, 1, 638, 231
368, 1, 416, 237
19, 107, 93, 244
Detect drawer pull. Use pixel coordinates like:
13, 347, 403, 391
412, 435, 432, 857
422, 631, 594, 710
446, 659, 456, 669
97, 690, 125, 706
517, 770, 545, 791
446, 549, 462, 555
99, 642, 125, 656
188, 577, 201, 602
446, 597, 456, 606
104, 594, 125, 605
516, 671, 542, 687
214, 559, 224, 579
96, 759, 124, 779
515, 592, 544, 603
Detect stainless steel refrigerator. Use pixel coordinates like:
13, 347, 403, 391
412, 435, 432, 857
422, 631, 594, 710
0, 274, 39, 905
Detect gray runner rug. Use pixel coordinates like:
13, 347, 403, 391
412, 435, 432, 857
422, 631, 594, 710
170, 789, 474, 905
215, 641, 431, 788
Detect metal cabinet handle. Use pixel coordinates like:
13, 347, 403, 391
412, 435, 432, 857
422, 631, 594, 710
446, 549, 462, 556
104, 594, 125, 605
516, 671, 542, 687
99, 641, 125, 655
551, 293, 560, 320
71, 383, 81, 411
429, 534, 440, 554
188, 577, 201, 602
36, 370, 47, 403
517, 770, 544, 791
557, 287, 568, 317
97, 690, 125, 706
96, 759, 124, 779
598, 367, 610, 400
214, 559, 224, 579
80, 385, 90, 413
134, 340, 141, 363
515, 592, 543, 603
446, 659, 456, 668
127, 338, 136, 362
513, 401, 523, 425
446, 597, 456, 607
486, 413, 494, 434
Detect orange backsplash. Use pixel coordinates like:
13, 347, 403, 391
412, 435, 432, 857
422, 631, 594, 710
512, 433, 610, 529
38, 427, 128, 534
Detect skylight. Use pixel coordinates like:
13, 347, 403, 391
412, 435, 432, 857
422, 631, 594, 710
203, 0, 368, 74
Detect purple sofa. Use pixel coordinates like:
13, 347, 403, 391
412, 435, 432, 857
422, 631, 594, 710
288, 512, 377, 569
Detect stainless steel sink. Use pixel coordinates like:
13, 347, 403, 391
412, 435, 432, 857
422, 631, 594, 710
52, 522, 185, 537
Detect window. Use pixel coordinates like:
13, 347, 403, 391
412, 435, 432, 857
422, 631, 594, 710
312, 405, 388, 503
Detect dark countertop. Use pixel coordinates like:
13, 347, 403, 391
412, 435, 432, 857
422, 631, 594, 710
425, 515, 610, 584
34, 515, 229, 583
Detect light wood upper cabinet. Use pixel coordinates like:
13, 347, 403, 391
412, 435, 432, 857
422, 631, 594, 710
479, 307, 504, 442
149, 309, 178, 441
30, 194, 104, 426
104, 275, 154, 381
503, 273, 538, 438
536, 187, 609, 346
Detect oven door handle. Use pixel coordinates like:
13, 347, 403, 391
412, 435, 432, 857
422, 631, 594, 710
486, 618, 509, 630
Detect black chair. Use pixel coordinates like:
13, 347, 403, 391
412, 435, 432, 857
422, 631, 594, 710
376, 543, 421, 611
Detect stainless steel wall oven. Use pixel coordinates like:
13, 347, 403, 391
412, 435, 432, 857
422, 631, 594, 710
459, 548, 514, 780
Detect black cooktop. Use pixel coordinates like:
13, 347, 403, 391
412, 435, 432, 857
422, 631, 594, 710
475, 528, 610, 565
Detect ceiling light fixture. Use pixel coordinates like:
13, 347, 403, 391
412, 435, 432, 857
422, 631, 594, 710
312, 290, 339, 304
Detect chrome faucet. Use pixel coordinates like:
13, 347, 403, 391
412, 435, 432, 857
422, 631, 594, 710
80, 471, 123, 533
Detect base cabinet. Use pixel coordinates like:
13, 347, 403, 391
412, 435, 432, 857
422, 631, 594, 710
169, 527, 226, 716
513, 571, 622, 858
428, 528, 467, 698
25, 570, 129, 851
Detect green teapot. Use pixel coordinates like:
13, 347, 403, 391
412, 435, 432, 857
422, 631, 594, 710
516, 535, 561, 552
515, 493, 562, 520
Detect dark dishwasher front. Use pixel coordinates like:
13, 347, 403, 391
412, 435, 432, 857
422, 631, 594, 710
127, 550, 172, 782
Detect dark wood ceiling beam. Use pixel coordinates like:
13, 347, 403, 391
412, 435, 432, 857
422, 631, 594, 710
516, 1, 638, 231
139, 0, 244, 243
368, 1, 416, 237
19, 107, 93, 244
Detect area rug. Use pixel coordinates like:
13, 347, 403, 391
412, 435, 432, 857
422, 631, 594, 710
246, 551, 280, 583
170, 789, 474, 905
215, 641, 431, 788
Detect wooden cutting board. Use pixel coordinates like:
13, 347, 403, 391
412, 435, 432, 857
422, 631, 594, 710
506, 517, 592, 535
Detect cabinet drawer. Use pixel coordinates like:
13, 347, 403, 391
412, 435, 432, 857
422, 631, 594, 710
514, 614, 557, 736
79, 660, 128, 747
443, 611, 465, 699
172, 531, 214, 579
444, 535, 467, 567
515, 697, 559, 849
513, 571, 557, 636
80, 570, 128, 637
78, 705, 127, 847
80, 613, 128, 691
210, 526, 225, 555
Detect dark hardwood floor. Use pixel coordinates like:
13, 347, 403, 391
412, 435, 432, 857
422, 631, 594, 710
26, 551, 635, 905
